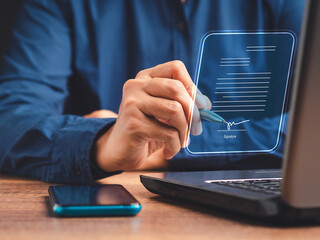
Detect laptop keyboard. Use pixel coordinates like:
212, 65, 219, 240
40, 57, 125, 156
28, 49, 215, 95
210, 179, 282, 195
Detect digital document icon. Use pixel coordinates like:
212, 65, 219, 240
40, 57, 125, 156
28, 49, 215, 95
188, 32, 295, 155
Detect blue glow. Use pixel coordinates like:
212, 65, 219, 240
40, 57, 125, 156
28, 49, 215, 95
187, 32, 295, 155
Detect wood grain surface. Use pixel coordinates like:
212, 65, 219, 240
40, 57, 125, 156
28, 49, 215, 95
1, 171, 320, 240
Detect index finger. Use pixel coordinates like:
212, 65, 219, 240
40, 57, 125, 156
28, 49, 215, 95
149, 60, 196, 99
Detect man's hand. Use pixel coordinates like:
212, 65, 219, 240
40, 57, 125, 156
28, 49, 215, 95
93, 61, 211, 172
84, 110, 118, 118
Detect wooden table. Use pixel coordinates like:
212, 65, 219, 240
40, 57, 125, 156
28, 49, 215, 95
1, 171, 320, 240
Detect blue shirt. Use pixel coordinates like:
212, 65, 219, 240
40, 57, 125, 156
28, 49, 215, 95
0, 0, 305, 183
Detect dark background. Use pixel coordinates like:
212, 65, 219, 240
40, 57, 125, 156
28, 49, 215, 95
0, 0, 22, 68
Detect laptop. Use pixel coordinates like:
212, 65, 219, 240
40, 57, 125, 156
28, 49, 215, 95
140, 0, 320, 224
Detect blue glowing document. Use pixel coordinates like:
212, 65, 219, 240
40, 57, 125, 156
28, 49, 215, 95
188, 32, 295, 154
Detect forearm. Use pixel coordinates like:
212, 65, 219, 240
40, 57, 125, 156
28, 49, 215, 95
0, 81, 119, 183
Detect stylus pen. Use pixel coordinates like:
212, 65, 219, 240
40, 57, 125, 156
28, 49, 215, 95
199, 109, 226, 123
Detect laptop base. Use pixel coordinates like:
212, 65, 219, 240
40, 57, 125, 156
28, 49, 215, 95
140, 171, 320, 225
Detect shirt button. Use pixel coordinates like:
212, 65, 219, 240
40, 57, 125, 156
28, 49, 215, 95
177, 21, 186, 31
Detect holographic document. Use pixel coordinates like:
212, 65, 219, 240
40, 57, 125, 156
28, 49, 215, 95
188, 32, 295, 154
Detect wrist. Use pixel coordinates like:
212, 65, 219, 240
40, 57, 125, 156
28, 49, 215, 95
95, 124, 120, 172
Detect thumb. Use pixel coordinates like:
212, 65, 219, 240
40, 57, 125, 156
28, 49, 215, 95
195, 89, 212, 110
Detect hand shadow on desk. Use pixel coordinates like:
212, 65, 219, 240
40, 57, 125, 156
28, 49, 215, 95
150, 195, 308, 228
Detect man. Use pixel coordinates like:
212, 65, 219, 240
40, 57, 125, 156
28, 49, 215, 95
0, 0, 305, 183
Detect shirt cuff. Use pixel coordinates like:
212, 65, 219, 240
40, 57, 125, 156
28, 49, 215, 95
89, 121, 123, 180
48, 116, 120, 184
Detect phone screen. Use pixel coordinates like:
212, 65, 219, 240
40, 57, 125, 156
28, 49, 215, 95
50, 184, 138, 206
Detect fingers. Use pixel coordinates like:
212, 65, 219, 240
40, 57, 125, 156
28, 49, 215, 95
96, 61, 212, 173
134, 60, 211, 143
136, 61, 211, 137
130, 111, 182, 159
121, 78, 189, 149
138, 94, 188, 147
135, 146, 170, 170
143, 77, 193, 121
149, 60, 196, 98
191, 89, 211, 136
190, 105, 202, 135
195, 89, 212, 110
136, 60, 196, 98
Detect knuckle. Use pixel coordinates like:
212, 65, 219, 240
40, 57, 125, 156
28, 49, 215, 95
125, 117, 140, 135
123, 79, 135, 92
165, 128, 178, 141
135, 69, 148, 78
170, 60, 184, 76
165, 80, 181, 96
174, 80, 184, 89
166, 101, 181, 114
173, 81, 185, 95
171, 60, 184, 70
123, 96, 137, 109
186, 83, 195, 95
172, 144, 181, 155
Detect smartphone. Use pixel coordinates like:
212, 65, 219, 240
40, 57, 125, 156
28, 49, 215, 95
48, 184, 141, 216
